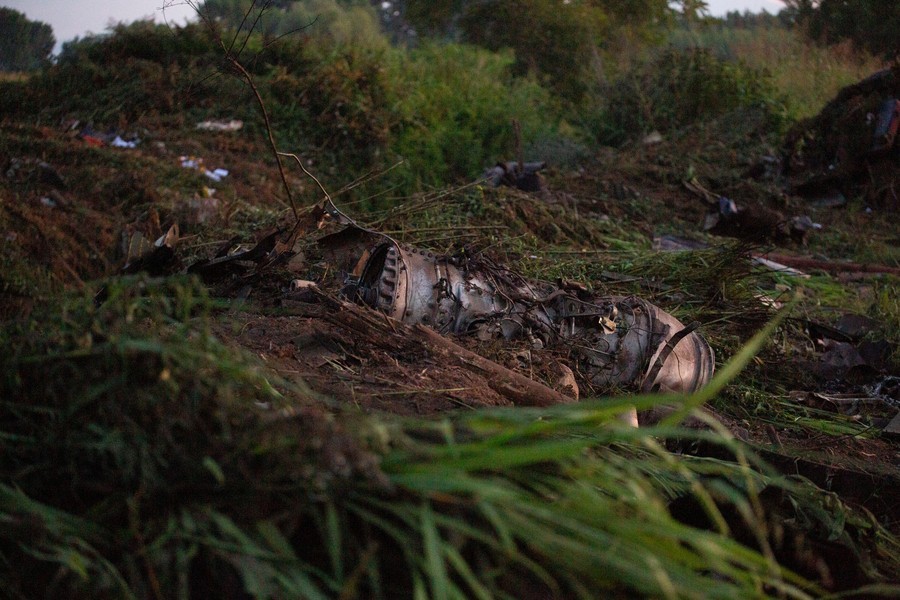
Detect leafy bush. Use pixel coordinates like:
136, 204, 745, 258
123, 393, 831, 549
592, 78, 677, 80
0, 19, 568, 201
403, 0, 675, 103
784, 0, 900, 60
6, 22, 246, 123
268, 44, 393, 178
591, 46, 788, 145
0, 7, 55, 72
201, 0, 387, 53
385, 44, 559, 194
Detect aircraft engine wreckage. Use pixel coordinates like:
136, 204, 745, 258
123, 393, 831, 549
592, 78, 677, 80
352, 240, 714, 396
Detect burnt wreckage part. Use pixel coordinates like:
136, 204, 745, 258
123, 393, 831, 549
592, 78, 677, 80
356, 241, 714, 395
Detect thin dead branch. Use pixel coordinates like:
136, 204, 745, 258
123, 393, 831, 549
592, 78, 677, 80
184, 0, 311, 222
756, 253, 900, 276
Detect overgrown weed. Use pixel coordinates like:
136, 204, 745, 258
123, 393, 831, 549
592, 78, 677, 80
3, 278, 897, 597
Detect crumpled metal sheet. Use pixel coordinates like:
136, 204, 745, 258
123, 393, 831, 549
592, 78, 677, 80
354, 241, 714, 395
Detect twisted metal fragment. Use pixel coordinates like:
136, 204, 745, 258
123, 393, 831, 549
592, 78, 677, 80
355, 241, 714, 395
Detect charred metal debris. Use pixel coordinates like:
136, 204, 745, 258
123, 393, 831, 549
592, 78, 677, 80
317, 198, 715, 396
780, 66, 900, 209
130, 199, 715, 399
351, 239, 713, 395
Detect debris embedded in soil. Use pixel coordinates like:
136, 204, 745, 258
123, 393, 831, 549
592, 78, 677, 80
782, 65, 900, 210
352, 236, 714, 396
483, 160, 546, 192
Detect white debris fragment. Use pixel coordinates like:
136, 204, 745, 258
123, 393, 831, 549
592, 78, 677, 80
752, 256, 810, 278
195, 119, 244, 132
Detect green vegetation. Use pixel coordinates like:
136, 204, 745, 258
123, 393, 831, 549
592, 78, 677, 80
670, 23, 887, 120
4, 0, 884, 197
386, 44, 555, 192
1, 1, 898, 597
0, 8, 55, 72
782, 0, 900, 60
592, 46, 788, 145
2, 277, 897, 597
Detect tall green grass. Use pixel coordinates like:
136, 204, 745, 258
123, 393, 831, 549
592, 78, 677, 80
669, 25, 886, 120
2, 277, 897, 598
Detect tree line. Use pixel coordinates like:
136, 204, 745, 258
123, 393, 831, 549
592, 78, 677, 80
0, 8, 55, 72
2, 1, 896, 73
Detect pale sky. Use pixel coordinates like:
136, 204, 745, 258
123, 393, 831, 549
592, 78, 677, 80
4, 1, 786, 54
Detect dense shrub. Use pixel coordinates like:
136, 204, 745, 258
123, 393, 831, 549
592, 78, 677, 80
590, 46, 787, 145
201, 0, 387, 52
268, 46, 393, 175
385, 44, 558, 193
0, 19, 568, 199
668, 25, 884, 120
0, 7, 55, 72
783, 0, 900, 60
2, 22, 244, 123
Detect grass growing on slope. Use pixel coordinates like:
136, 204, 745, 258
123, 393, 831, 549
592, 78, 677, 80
2, 276, 897, 598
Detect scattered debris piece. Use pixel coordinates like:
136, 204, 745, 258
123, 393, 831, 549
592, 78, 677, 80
751, 256, 810, 278
742, 155, 780, 180
871, 98, 900, 154
555, 363, 579, 400
871, 375, 899, 407
685, 178, 815, 244
754, 253, 900, 277
205, 168, 229, 182
187, 230, 281, 281
652, 235, 710, 252
804, 318, 854, 345
196, 119, 244, 132
884, 412, 900, 438
789, 388, 899, 435
483, 161, 546, 191
819, 340, 870, 381
834, 313, 878, 340
783, 66, 900, 209
80, 134, 105, 147
180, 156, 230, 182
790, 390, 873, 415
754, 293, 784, 310
858, 339, 893, 371
110, 135, 140, 148
809, 189, 847, 209
122, 223, 180, 276
798, 312, 896, 387
642, 131, 663, 145
76, 126, 141, 149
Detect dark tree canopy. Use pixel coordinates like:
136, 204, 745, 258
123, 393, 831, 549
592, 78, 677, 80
782, 0, 900, 59
197, 0, 383, 46
400, 0, 674, 102
0, 8, 55, 71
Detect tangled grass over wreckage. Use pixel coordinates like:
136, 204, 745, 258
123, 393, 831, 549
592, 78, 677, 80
1, 276, 899, 599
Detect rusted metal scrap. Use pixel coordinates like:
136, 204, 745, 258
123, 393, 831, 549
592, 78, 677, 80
351, 240, 714, 395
